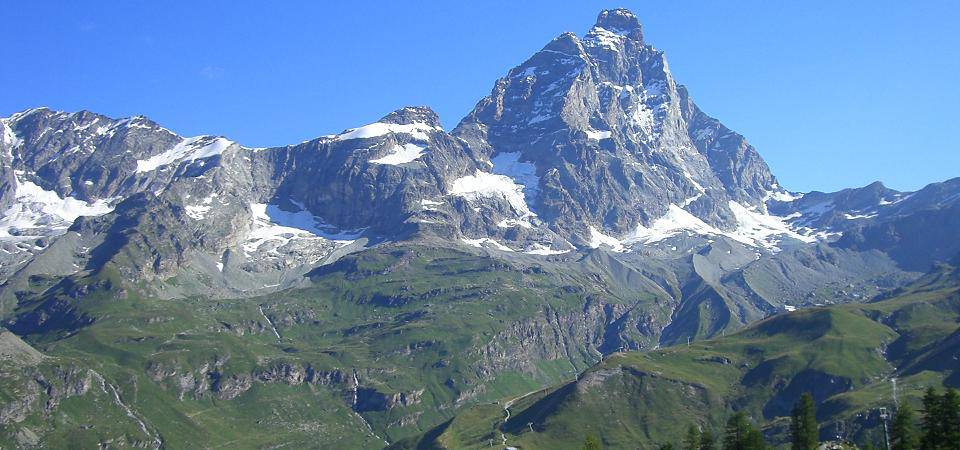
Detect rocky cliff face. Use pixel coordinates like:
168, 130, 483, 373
454, 9, 782, 244
2, 9, 957, 303
0, 11, 806, 289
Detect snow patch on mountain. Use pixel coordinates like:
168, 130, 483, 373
588, 226, 624, 252
244, 203, 363, 250
420, 199, 444, 211
878, 196, 905, 206
136, 136, 233, 173
461, 237, 514, 252
0, 173, 115, 240
496, 218, 532, 229
592, 201, 818, 252
727, 201, 816, 250
681, 167, 706, 193
630, 103, 655, 135
95, 116, 173, 140
242, 203, 365, 261
524, 243, 570, 255
843, 212, 878, 220
449, 170, 536, 223
679, 193, 702, 208
585, 128, 612, 141
369, 143, 425, 165
792, 200, 835, 226
491, 152, 539, 200
1, 119, 23, 158
335, 121, 441, 142
764, 186, 803, 203
583, 26, 625, 50
184, 194, 217, 220
622, 204, 720, 245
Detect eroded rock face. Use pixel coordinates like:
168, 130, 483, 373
145, 357, 419, 411
476, 297, 666, 379
354, 388, 424, 413
0, 365, 92, 426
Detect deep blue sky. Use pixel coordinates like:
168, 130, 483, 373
2, 1, 958, 192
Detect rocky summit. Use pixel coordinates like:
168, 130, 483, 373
1, 8, 958, 449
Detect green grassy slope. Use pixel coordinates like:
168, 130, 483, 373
400, 262, 960, 449
0, 243, 669, 448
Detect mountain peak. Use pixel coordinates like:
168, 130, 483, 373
379, 106, 441, 128
594, 9, 643, 40
540, 32, 586, 57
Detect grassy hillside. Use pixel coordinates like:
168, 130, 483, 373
399, 262, 960, 449
0, 239, 948, 448
0, 243, 671, 448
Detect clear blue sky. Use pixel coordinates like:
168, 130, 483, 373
2, 1, 958, 192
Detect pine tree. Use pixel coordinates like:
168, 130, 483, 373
891, 403, 921, 450
685, 425, 702, 450
722, 411, 768, 450
581, 433, 602, 450
723, 412, 750, 450
659, 444, 676, 450
921, 387, 943, 449
743, 428, 767, 450
942, 388, 960, 450
790, 393, 818, 450
699, 430, 717, 450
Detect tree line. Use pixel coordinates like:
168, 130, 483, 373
862, 387, 960, 450
580, 387, 960, 449
580, 392, 817, 449
646, 392, 816, 450
887, 387, 960, 450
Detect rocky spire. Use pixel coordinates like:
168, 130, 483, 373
593, 8, 643, 42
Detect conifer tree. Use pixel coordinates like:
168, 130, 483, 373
743, 429, 767, 450
722, 411, 768, 450
942, 388, 960, 449
921, 387, 943, 449
699, 430, 717, 450
685, 425, 701, 450
790, 393, 818, 450
891, 402, 921, 450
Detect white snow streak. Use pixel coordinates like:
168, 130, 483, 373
461, 237, 514, 252
585, 128, 612, 141
335, 121, 441, 142
368, 143, 425, 165
258, 305, 282, 341
1, 119, 23, 159
524, 243, 570, 255
588, 226, 624, 252
622, 205, 721, 245
136, 136, 233, 173
594, 200, 816, 253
